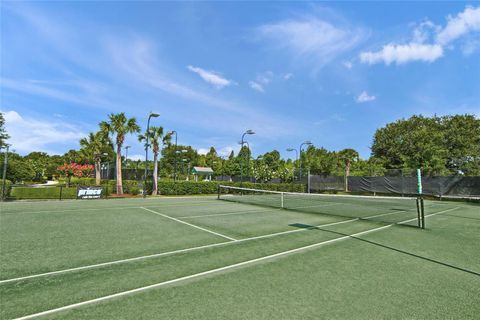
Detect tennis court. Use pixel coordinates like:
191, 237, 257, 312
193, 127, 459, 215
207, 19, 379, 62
1, 190, 479, 319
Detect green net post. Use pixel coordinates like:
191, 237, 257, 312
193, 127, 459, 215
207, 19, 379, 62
420, 198, 425, 229
59, 186, 63, 201
417, 168, 426, 229
416, 168, 422, 195
416, 198, 421, 228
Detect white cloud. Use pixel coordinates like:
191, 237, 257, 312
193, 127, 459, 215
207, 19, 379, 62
128, 154, 145, 161
249, 81, 264, 93
412, 20, 440, 44
342, 60, 353, 69
187, 65, 232, 89
197, 148, 209, 155
360, 6, 480, 65
257, 16, 366, 69
436, 6, 480, 45
360, 43, 443, 65
356, 91, 376, 103
462, 38, 480, 55
217, 145, 239, 157
2, 110, 85, 154
283, 73, 294, 80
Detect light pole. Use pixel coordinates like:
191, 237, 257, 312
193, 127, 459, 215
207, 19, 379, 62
170, 130, 178, 181
286, 148, 298, 181
240, 129, 255, 185
1, 144, 10, 201
143, 112, 160, 197
299, 141, 312, 179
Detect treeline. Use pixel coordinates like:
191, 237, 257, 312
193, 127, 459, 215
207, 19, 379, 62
1, 113, 479, 188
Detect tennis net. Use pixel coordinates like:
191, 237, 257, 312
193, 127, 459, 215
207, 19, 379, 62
218, 185, 425, 228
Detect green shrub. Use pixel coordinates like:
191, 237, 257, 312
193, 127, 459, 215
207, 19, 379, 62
155, 181, 304, 196
68, 177, 96, 186
10, 186, 77, 200
0, 179, 12, 199
130, 186, 140, 196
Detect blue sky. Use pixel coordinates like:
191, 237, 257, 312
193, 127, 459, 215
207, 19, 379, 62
1, 1, 479, 160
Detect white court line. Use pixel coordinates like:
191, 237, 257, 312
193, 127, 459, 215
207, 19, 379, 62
140, 207, 237, 241
1, 199, 237, 215
0, 217, 357, 284
0, 206, 458, 285
12, 207, 460, 320
179, 207, 282, 219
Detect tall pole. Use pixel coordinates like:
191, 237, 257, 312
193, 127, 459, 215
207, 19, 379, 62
1, 145, 9, 201
143, 112, 159, 197
173, 131, 178, 181
299, 141, 312, 180
239, 130, 255, 185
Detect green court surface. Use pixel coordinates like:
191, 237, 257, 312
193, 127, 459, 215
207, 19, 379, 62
0, 196, 479, 319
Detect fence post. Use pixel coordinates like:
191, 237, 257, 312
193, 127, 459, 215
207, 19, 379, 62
59, 186, 63, 201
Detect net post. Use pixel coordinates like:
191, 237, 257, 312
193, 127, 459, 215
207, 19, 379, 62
416, 168, 424, 229
416, 198, 421, 228
420, 197, 425, 229
217, 184, 220, 200
281, 192, 284, 209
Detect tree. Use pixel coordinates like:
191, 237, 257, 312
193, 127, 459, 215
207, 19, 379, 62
338, 148, 359, 191
24, 152, 49, 181
100, 113, 140, 194
63, 149, 85, 164
0, 152, 36, 182
138, 126, 165, 195
57, 163, 94, 186
0, 112, 9, 148
371, 114, 480, 175
80, 131, 113, 185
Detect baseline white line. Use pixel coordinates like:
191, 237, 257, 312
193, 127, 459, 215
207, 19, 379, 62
0, 217, 356, 284
140, 207, 237, 241
1, 200, 230, 216
13, 208, 459, 320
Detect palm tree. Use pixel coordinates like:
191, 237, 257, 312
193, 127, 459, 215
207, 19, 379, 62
138, 126, 167, 195
100, 113, 140, 194
338, 148, 359, 191
79, 131, 112, 186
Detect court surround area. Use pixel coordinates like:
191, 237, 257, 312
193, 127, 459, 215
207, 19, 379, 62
1, 194, 479, 319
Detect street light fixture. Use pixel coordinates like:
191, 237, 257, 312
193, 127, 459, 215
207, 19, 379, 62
240, 129, 255, 185
143, 112, 160, 197
299, 141, 312, 179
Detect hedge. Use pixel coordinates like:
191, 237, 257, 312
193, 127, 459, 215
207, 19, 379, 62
7, 180, 305, 199
0, 179, 12, 199
155, 181, 304, 196
10, 186, 77, 200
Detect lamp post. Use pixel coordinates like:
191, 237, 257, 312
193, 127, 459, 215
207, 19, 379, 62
170, 130, 178, 181
299, 141, 312, 179
286, 148, 298, 181
143, 112, 160, 197
240, 129, 255, 185
1, 144, 10, 201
